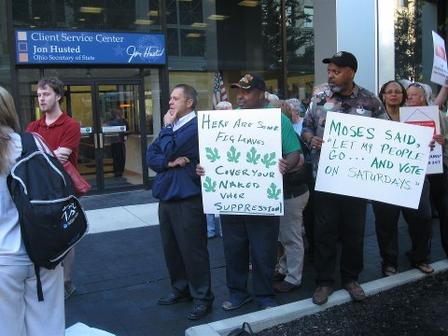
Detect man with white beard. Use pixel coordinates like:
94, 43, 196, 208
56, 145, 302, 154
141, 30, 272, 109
301, 51, 387, 305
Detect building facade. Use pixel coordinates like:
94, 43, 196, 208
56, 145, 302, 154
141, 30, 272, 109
0, 0, 446, 193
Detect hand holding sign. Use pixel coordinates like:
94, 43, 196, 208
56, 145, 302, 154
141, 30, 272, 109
198, 109, 284, 215
431, 31, 448, 86
315, 112, 433, 209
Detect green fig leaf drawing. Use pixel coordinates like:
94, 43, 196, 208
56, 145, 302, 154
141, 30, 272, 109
267, 183, 281, 200
203, 176, 217, 192
261, 152, 276, 168
205, 147, 220, 162
227, 146, 241, 163
246, 147, 261, 164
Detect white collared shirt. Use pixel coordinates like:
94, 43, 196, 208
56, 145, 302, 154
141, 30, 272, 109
173, 111, 196, 132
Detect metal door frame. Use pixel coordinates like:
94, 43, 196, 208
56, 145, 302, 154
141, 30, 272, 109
63, 78, 148, 193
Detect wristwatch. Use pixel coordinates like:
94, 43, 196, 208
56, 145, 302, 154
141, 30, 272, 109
165, 123, 173, 129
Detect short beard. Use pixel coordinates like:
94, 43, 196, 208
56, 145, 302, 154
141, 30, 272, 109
328, 84, 342, 93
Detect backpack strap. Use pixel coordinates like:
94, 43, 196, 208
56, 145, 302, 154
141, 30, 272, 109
242, 322, 254, 335
34, 264, 44, 301
20, 132, 39, 155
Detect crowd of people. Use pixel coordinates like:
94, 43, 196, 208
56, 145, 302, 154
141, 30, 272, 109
1, 49, 448, 335
147, 51, 448, 320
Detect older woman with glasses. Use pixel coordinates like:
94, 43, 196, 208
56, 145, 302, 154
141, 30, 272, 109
371, 80, 434, 276
406, 81, 448, 260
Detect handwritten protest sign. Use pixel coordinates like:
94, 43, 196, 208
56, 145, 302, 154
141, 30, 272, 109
431, 31, 448, 86
400, 105, 443, 174
198, 109, 283, 215
315, 112, 433, 209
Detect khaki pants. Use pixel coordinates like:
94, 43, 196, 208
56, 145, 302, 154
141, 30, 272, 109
278, 191, 310, 285
0, 264, 65, 336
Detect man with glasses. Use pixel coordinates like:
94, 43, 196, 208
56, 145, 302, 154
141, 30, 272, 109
302, 51, 387, 305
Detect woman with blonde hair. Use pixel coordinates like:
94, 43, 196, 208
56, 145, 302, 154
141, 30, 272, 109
0, 86, 65, 335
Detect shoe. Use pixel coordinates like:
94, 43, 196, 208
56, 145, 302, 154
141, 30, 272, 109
312, 286, 334, 305
222, 296, 252, 311
258, 297, 278, 310
273, 271, 286, 282
64, 281, 76, 300
382, 265, 398, 277
157, 292, 192, 305
412, 262, 434, 274
273, 280, 300, 293
344, 281, 366, 302
187, 303, 212, 320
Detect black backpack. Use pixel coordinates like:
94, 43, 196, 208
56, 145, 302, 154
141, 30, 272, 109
227, 322, 254, 336
7, 132, 88, 301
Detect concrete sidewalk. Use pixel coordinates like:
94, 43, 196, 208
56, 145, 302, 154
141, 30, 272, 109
65, 193, 447, 336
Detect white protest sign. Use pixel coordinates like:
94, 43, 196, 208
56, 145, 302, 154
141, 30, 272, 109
431, 31, 448, 86
315, 112, 433, 209
400, 105, 443, 174
198, 109, 283, 216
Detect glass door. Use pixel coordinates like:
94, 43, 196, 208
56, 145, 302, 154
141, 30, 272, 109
63, 82, 144, 192
97, 83, 143, 190
63, 85, 97, 191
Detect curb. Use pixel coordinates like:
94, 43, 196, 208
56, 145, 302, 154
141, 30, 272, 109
185, 259, 448, 336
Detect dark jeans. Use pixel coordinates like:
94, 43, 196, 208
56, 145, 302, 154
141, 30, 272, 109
313, 191, 367, 286
158, 196, 214, 304
221, 215, 279, 301
111, 142, 126, 177
373, 178, 432, 266
428, 170, 448, 257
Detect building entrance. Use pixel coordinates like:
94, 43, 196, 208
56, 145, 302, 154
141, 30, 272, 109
62, 81, 147, 193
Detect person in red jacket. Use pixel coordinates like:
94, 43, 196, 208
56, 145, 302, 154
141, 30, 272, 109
26, 77, 81, 300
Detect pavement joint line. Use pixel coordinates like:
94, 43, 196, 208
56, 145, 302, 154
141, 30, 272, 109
121, 205, 148, 224
185, 259, 448, 336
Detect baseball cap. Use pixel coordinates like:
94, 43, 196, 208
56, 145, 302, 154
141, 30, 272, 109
230, 73, 266, 91
322, 51, 358, 72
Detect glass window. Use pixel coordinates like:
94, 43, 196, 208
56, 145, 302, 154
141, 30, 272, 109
44, 68, 141, 80
167, 28, 180, 56
180, 30, 205, 57
167, 0, 205, 59
144, 68, 161, 135
179, 0, 203, 25
17, 69, 41, 127
166, 0, 178, 25
0, 0, 11, 90
12, 0, 161, 33
168, 71, 215, 111
285, 0, 314, 99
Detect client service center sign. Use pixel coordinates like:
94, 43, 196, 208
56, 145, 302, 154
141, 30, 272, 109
198, 109, 283, 216
315, 112, 433, 209
15, 30, 165, 64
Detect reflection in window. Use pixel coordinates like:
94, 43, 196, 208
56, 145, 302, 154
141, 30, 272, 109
17, 69, 41, 126
179, 0, 203, 25
12, 0, 161, 32
167, 28, 180, 56
181, 30, 205, 57
167, 0, 205, 58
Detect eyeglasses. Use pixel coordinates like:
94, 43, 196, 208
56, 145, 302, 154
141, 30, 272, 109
384, 90, 403, 95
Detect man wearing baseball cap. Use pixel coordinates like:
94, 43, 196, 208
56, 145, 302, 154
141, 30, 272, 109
302, 51, 387, 305
206, 73, 303, 310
